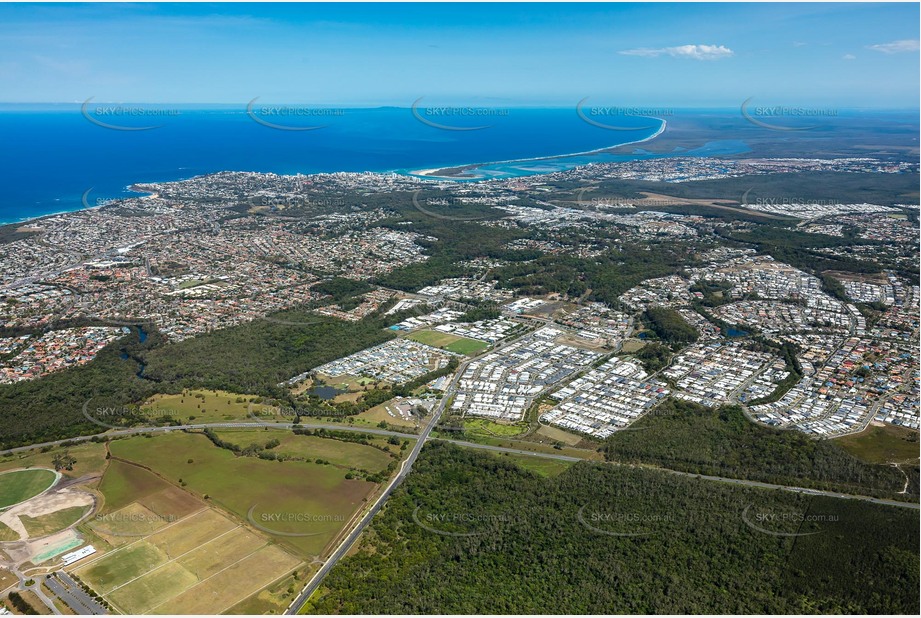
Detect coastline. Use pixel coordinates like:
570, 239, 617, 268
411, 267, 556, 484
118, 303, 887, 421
0, 185, 159, 229
1, 119, 666, 228
407, 117, 667, 179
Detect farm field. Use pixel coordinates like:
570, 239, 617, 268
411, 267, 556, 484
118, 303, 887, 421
226, 560, 318, 615
406, 330, 488, 355
75, 457, 305, 615
210, 428, 397, 473
0, 468, 57, 508
107, 432, 379, 557
77, 508, 299, 614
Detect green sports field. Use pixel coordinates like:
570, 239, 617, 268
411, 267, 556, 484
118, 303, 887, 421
0, 468, 57, 509
406, 330, 488, 355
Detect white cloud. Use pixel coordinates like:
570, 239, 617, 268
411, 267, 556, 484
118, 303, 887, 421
842, 54, 856, 60
867, 39, 920, 54
619, 44, 734, 61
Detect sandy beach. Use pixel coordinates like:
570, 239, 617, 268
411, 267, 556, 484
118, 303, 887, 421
410, 117, 668, 179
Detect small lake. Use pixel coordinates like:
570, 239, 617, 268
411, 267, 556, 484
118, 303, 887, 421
309, 385, 344, 400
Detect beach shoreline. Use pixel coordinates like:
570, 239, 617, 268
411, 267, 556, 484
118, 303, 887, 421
407, 117, 667, 179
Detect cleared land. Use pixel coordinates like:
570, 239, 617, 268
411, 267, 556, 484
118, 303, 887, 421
95, 459, 176, 513
835, 423, 920, 464
535, 424, 584, 447
620, 340, 646, 353
87, 460, 205, 545
490, 451, 576, 478
140, 389, 274, 425
357, 402, 421, 428
0, 520, 18, 541
152, 544, 299, 614
20, 505, 89, 537
463, 418, 528, 438
0, 468, 57, 508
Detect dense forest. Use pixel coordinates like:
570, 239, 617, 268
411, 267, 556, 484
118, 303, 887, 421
309, 443, 919, 614
643, 307, 699, 344
0, 309, 399, 449
488, 242, 692, 306
633, 341, 672, 372
603, 399, 915, 500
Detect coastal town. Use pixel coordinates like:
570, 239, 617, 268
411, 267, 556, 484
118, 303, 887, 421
0, 159, 917, 441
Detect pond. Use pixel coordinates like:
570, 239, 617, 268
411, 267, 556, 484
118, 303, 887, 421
309, 385, 344, 400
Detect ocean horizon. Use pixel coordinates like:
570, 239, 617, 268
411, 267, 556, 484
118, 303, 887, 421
4, 104, 919, 226
1, 105, 743, 225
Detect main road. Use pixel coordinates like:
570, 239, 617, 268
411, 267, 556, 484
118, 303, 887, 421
283, 350, 474, 614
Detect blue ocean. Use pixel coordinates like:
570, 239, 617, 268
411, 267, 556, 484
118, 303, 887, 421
0, 105, 743, 224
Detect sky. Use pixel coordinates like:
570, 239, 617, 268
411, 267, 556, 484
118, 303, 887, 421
0, 2, 918, 107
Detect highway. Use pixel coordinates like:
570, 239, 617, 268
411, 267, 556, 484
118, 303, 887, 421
283, 350, 474, 615
426, 439, 919, 510
9, 421, 913, 512
0, 421, 420, 457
